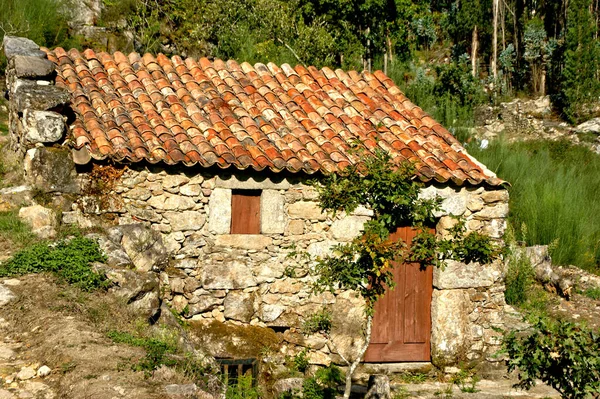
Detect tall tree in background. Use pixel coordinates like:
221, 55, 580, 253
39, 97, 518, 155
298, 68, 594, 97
561, 0, 600, 123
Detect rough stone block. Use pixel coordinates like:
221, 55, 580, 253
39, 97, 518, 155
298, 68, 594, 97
13, 55, 55, 78
288, 201, 327, 220
164, 211, 206, 231
224, 291, 255, 322
214, 234, 272, 250
481, 190, 509, 204
23, 110, 65, 144
307, 240, 337, 258
431, 289, 470, 366
330, 215, 369, 241
24, 147, 79, 193
2, 36, 46, 58
13, 83, 70, 113
286, 219, 304, 235
473, 203, 509, 220
200, 260, 257, 289
261, 189, 286, 234
433, 260, 502, 289
208, 188, 231, 234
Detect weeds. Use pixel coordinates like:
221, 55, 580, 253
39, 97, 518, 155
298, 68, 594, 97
225, 373, 260, 399
0, 236, 108, 291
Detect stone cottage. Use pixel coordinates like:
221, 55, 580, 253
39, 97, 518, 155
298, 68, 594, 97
2, 35, 511, 378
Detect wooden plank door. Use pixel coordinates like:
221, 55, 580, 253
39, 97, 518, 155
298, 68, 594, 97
364, 226, 433, 362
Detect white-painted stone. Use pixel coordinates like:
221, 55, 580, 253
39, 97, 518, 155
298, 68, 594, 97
261, 189, 286, 234
208, 188, 231, 234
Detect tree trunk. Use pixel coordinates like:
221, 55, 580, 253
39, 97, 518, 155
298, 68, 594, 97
471, 25, 479, 77
343, 315, 373, 399
493, 0, 499, 81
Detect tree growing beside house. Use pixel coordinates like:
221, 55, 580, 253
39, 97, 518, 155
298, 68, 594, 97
301, 151, 500, 398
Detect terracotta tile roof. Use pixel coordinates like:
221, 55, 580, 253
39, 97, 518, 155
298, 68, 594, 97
44, 47, 503, 186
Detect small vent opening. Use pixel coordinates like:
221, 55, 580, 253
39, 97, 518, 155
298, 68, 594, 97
216, 358, 258, 386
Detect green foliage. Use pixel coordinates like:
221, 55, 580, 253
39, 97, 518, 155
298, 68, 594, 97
302, 365, 344, 399
302, 308, 332, 335
0, 236, 109, 291
560, 0, 600, 123
470, 138, 600, 271
434, 56, 484, 106
225, 373, 260, 399
503, 318, 600, 398
293, 349, 310, 373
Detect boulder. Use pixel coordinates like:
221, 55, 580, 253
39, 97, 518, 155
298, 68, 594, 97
576, 117, 600, 134
23, 110, 65, 144
116, 224, 169, 272
93, 262, 162, 321
18, 205, 57, 238
2, 36, 46, 58
12, 55, 55, 79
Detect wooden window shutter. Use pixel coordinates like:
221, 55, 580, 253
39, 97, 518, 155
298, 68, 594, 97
230, 190, 261, 234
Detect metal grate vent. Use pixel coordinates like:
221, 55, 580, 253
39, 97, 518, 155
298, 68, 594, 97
217, 358, 258, 386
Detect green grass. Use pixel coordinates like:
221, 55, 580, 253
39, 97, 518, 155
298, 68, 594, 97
470, 139, 600, 272
0, 210, 36, 246
584, 287, 600, 300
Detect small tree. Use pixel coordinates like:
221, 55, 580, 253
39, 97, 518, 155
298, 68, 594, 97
561, 0, 600, 123
301, 151, 500, 398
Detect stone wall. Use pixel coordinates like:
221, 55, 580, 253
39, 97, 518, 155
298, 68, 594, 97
61, 164, 510, 373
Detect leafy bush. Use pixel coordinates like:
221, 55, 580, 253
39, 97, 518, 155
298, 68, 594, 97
470, 139, 600, 271
293, 349, 309, 373
280, 365, 344, 399
503, 318, 600, 398
0, 236, 108, 291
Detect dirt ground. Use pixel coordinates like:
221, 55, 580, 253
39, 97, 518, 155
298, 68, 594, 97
0, 274, 197, 399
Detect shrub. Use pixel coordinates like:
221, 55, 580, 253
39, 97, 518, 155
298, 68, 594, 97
503, 318, 600, 398
107, 330, 178, 374
0, 236, 108, 291
504, 226, 535, 306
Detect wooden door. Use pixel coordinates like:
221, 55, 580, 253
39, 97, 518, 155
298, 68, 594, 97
364, 226, 433, 362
